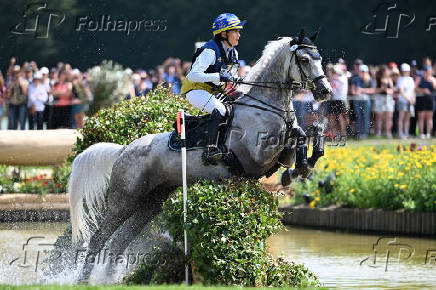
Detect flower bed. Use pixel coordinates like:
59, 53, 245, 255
0, 164, 70, 194
293, 144, 436, 212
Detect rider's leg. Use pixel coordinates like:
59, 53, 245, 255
186, 90, 227, 164
186, 90, 226, 116
203, 109, 226, 163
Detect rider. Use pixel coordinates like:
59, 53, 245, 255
181, 13, 246, 164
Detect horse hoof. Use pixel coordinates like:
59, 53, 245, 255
281, 169, 292, 186
77, 278, 89, 285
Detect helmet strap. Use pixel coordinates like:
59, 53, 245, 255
223, 31, 233, 47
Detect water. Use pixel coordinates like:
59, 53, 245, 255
0, 222, 68, 285
0, 222, 435, 287
268, 226, 436, 288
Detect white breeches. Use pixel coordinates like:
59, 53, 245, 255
186, 90, 227, 116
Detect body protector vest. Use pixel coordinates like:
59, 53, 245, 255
181, 39, 238, 95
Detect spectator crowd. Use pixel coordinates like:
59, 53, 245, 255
294, 57, 436, 139
0, 55, 435, 140
0, 57, 191, 130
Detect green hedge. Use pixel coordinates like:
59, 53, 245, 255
125, 179, 319, 287
70, 85, 198, 159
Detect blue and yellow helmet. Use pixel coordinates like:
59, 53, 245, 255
212, 13, 246, 36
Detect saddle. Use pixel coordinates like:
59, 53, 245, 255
168, 105, 233, 152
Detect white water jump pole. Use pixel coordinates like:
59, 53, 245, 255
177, 109, 189, 284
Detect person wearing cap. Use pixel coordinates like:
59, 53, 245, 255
28, 71, 48, 130
395, 63, 415, 138
415, 65, 436, 138
350, 64, 374, 139
39, 66, 52, 99
180, 13, 246, 163
24, 64, 34, 83
6, 65, 28, 130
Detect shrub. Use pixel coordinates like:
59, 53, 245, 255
86, 60, 132, 115
70, 85, 198, 160
125, 178, 319, 287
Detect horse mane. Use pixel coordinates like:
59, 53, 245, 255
240, 37, 292, 93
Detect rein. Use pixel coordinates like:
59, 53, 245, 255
232, 93, 293, 124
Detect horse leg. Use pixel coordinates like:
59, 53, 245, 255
102, 206, 154, 280
77, 196, 136, 283
101, 185, 175, 281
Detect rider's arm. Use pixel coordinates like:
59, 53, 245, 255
186, 48, 220, 83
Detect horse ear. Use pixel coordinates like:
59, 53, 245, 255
309, 29, 319, 43
298, 29, 305, 43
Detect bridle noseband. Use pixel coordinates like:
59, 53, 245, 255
289, 43, 327, 91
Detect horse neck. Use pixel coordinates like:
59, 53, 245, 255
241, 46, 293, 109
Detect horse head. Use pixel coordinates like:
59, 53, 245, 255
287, 29, 332, 101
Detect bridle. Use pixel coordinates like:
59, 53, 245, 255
227, 42, 327, 126
234, 42, 327, 91
289, 43, 327, 91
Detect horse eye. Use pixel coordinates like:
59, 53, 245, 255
300, 58, 310, 63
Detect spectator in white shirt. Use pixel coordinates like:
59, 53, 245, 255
28, 71, 48, 130
396, 63, 415, 138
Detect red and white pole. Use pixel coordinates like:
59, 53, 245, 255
177, 109, 189, 284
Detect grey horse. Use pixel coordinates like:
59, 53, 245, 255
70, 29, 332, 283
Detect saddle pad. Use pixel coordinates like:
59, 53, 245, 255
168, 112, 232, 152
168, 114, 211, 152
168, 131, 206, 152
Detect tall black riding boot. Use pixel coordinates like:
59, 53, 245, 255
203, 109, 225, 165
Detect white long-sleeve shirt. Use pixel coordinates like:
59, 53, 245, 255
28, 83, 48, 111
186, 41, 238, 85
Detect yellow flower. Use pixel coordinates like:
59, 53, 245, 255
350, 189, 355, 193
309, 200, 316, 209
394, 184, 399, 188
400, 184, 408, 190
